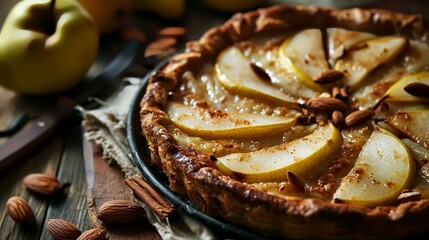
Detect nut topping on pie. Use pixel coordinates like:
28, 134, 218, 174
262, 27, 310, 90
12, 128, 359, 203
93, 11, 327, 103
140, 5, 429, 239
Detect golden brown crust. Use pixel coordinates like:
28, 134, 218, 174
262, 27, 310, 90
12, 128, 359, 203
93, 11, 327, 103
140, 5, 429, 239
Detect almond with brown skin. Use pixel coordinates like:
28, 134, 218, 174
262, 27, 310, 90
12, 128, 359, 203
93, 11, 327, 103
404, 82, 429, 98
345, 109, 375, 127
97, 200, 145, 224
332, 86, 341, 99
332, 110, 345, 126
286, 171, 305, 192
313, 70, 344, 84
23, 173, 60, 195
6, 196, 34, 224
397, 190, 421, 204
339, 86, 349, 101
157, 26, 186, 38
77, 228, 107, 240
45, 219, 81, 240
306, 97, 348, 112
250, 62, 271, 81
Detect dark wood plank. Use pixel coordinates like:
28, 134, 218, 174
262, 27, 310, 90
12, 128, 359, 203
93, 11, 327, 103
85, 141, 161, 240
0, 134, 64, 239
40, 125, 91, 239
0, 88, 18, 146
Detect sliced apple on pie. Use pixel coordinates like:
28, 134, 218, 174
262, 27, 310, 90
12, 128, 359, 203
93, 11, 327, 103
326, 28, 375, 61
215, 46, 297, 105
333, 129, 415, 207
386, 110, 429, 149
140, 5, 429, 239
384, 72, 429, 102
167, 102, 297, 139
334, 36, 408, 91
278, 29, 330, 91
214, 123, 342, 183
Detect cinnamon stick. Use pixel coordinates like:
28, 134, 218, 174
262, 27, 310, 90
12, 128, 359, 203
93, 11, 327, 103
125, 177, 174, 219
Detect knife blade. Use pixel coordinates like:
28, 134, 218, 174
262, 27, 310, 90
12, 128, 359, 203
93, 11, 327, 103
0, 38, 139, 170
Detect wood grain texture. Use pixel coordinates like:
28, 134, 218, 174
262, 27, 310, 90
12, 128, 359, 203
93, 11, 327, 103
40, 125, 91, 239
85, 142, 160, 240
0, 131, 64, 239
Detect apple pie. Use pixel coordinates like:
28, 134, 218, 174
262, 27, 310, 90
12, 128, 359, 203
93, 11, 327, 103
139, 5, 429, 239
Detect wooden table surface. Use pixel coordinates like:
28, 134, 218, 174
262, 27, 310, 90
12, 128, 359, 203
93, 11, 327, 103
0, 0, 428, 239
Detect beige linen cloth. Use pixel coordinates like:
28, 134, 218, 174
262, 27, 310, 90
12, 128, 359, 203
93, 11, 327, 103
80, 77, 216, 240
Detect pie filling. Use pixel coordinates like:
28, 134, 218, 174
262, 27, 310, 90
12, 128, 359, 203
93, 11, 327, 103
165, 27, 429, 207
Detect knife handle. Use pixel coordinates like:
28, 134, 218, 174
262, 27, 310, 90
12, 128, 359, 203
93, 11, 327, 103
0, 96, 75, 170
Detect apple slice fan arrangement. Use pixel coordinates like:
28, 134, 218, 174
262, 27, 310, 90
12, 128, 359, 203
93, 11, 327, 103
140, 4, 429, 239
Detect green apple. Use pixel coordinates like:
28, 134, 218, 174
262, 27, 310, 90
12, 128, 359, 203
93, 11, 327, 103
383, 72, 429, 102
0, 0, 98, 95
279, 29, 329, 92
334, 36, 407, 92
215, 46, 298, 106
333, 128, 415, 207
214, 123, 343, 183
167, 102, 297, 139
326, 28, 375, 61
78, 0, 132, 34
386, 110, 429, 149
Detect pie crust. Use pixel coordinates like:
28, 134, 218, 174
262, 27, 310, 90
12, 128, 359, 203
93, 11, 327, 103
139, 5, 429, 239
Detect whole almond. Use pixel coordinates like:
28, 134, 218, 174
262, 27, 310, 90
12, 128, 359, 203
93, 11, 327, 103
250, 62, 271, 81
23, 173, 60, 195
77, 228, 107, 240
306, 97, 348, 112
286, 171, 305, 192
157, 26, 186, 37
6, 196, 34, 224
345, 110, 375, 127
313, 70, 344, 84
45, 219, 81, 240
332, 110, 345, 126
397, 190, 421, 204
97, 200, 145, 224
404, 82, 429, 98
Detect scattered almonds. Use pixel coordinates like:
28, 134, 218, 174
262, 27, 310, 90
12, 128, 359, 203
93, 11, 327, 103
286, 171, 305, 192
339, 86, 349, 101
397, 190, 421, 204
45, 219, 81, 240
313, 70, 344, 84
332, 86, 341, 99
332, 110, 345, 126
6, 196, 34, 224
379, 101, 390, 112
306, 97, 348, 112
77, 228, 107, 240
345, 110, 375, 127
157, 26, 186, 38
250, 62, 271, 81
97, 200, 145, 224
404, 82, 429, 98
22, 173, 60, 195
